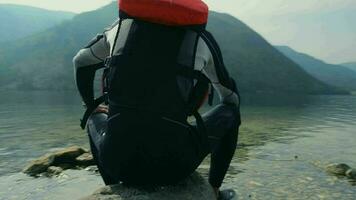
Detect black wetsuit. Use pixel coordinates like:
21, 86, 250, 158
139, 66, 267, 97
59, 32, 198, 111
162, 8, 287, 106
74, 18, 241, 188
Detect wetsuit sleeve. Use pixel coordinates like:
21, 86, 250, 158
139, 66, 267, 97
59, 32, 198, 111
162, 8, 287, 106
195, 39, 240, 106
73, 34, 110, 107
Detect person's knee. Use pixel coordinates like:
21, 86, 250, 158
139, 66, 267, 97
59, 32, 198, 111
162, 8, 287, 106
224, 127, 238, 151
87, 113, 108, 149
87, 113, 108, 133
203, 103, 239, 130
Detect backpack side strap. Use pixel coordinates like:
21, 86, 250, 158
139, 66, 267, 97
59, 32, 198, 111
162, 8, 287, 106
176, 65, 210, 115
80, 94, 107, 130
176, 65, 210, 139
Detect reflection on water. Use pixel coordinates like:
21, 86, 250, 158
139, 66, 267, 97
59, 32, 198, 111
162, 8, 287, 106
0, 91, 356, 199
0, 91, 88, 176
223, 94, 356, 199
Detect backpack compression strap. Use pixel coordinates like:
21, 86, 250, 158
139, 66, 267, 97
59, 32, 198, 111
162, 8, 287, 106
80, 94, 107, 129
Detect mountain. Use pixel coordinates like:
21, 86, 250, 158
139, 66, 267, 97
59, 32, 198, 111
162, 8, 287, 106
341, 62, 356, 73
0, 2, 343, 94
0, 4, 75, 43
0, 3, 118, 90
237, 3, 356, 64
276, 46, 356, 91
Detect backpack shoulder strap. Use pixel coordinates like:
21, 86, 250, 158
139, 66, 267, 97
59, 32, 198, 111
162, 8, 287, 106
181, 30, 239, 137
198, 30, 233, 90
198, 30, 242, 109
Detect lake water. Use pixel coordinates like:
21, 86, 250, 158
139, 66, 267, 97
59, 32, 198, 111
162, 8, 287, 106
0, 91, 355, 199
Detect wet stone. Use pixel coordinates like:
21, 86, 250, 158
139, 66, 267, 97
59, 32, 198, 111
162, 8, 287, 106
52, 146, 87, 165
22, 154, 55, 176
325, 163, 351, 176
47, 166, 63, 176
85, 166, 99, 173
76, 153, 95, 166
22, 146, 93, 177
346, 169, 356, 179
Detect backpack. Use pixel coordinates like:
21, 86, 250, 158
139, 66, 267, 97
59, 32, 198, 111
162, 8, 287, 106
80, 0, 234, 131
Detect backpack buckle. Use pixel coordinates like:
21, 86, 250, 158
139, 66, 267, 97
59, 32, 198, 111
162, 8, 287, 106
104, 57, 112, 68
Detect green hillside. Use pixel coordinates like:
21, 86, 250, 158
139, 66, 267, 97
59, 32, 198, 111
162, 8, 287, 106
0, 4, 74, 43
207, 13, 343, 94
0, 3, 343, 94
277, 46, 356, 91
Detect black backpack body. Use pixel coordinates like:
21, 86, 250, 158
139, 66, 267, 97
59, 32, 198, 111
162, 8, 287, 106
80, 17, 234, 131
96, 19, 213, 184
79, 17, 239, 185
107, 20, 194, 122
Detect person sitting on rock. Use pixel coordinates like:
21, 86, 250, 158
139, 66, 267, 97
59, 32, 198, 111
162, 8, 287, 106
73, 0, 241, 199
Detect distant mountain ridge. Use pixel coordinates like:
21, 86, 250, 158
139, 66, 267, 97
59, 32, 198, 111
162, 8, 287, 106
248, 5, 356, 64
0, 2, 343, 94
341, 62, 356, 73
0, 4, 74, 43
276, 46, 356, 91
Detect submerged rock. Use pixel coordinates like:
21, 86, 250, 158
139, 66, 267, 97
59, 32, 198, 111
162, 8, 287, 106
326, 163, 351, 176
76, 153, 95, 166
85, 166, 99, 173
22, 146, 94, 177
23, 154, 55, 176
81, 172, 215, 200
52, 146, 88, 165
346, 169, 356, 179
47, 166, 64, 176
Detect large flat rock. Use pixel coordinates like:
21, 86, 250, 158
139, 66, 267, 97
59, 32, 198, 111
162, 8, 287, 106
81, 172, 215, 200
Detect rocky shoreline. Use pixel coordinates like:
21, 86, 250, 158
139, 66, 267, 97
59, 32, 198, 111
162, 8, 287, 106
21, 146, 356, 200
81, 172, 216, 200
22, 146, 217, 200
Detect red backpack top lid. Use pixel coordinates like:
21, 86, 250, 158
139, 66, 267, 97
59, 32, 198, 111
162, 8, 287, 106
119, 0, 209, 26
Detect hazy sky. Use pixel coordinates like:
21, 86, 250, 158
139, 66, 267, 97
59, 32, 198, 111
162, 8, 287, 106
1, 0, 355, 14
0, 0, 113, 13
0, 0, 355, 63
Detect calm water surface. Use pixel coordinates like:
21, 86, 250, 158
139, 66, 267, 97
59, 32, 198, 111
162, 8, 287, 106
0, 91, 355, 199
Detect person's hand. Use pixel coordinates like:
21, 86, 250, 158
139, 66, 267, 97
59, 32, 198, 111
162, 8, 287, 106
93, 105, 109, 114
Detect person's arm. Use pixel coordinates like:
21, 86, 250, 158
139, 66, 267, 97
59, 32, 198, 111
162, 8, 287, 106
73, 33, 110, 107
195, 38, 240, 106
